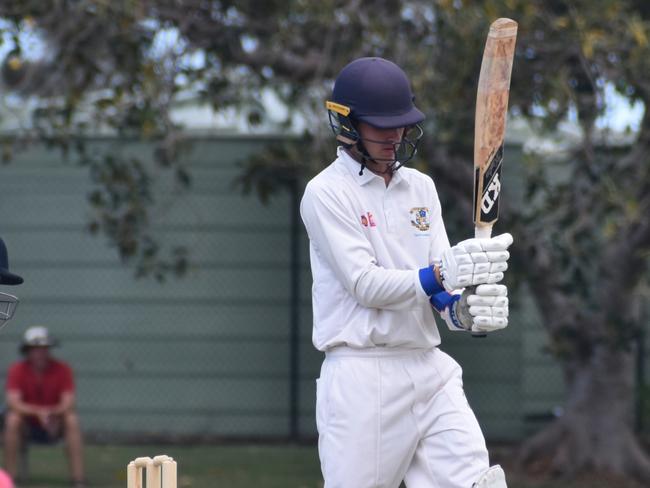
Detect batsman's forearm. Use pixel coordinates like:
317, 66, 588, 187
352, 265, 432, 310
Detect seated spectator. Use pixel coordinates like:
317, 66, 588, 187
3, 326, 85, 488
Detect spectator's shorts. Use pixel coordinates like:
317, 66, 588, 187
26, 421, 63, 444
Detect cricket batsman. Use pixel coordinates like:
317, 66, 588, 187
300, 57, 513, 487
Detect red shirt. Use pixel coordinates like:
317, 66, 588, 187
5, 358, 75, 407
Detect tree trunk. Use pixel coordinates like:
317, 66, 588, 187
518, 342, 650, 484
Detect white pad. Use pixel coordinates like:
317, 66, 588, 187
472, 465, 507, 488
440, 233, 513, 291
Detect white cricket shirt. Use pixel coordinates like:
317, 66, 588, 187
301, 147, 451, 351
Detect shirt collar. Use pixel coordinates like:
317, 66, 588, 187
390, 165, 409, 187
337, 147, 376, 186
337, 147, 410, 187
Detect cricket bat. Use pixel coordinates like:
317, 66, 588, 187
473, 18, 518, 240
471, 18, 517, 338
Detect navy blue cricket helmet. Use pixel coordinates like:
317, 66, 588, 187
326, 57, 425, 168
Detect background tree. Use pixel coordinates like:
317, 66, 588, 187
1, 0, 650, 483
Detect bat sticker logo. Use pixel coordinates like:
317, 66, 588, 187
481, 173, 501, 213
475, 144, 504, 223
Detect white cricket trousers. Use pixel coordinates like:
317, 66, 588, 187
316, 347, 489, 488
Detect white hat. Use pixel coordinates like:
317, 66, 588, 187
21, 325, 57, 353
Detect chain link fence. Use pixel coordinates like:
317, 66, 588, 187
0, 136, 644, 444
0, 137, 321, 442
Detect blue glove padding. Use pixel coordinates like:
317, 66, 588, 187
430, 291, 465, 330
419, 266, 444, 296
430, 290, 457, 312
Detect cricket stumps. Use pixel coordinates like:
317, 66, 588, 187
127, 454, 177, 488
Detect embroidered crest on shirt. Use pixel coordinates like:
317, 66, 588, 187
361, 212, 377, 227
410, 207, 430, 231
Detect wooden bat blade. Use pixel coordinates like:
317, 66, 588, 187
473, 18, 517, 239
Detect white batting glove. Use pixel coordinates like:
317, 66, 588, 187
449, 284, 509, 333
440, 233, 513, 291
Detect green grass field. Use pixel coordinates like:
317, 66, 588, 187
3, 443, 642, 488
6, 444, 322, 488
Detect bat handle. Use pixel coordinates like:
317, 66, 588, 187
474, 225, 493, 239
471, 224, 493, 338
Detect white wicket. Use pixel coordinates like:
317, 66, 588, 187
127, 454, 177, 488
